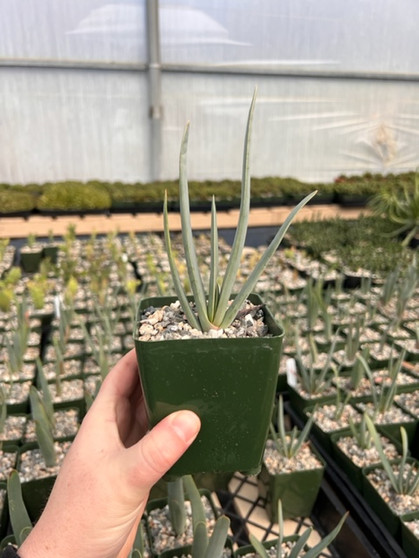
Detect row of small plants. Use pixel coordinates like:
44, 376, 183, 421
0, 169, 417, 215
0, 222, 417, 556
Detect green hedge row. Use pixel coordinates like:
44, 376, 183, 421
0, 171, 416, 214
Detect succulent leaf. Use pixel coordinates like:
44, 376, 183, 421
7, 470, 32, 546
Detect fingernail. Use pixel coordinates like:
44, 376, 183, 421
168, 411, 201, 445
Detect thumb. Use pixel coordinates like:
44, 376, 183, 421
125, 410, 201, 489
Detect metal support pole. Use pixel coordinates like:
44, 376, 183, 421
146, 0, 162, 182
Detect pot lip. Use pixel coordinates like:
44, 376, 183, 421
133, 293, 284, 342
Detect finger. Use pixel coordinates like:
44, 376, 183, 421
124, 410, 201, 490
101, 349, 140, 402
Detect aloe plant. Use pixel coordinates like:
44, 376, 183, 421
365, 416, 419, 496
348, 413, 374, 451
249, 500, 348, 558
7, 470, 32, 545
183, 475, 230, 558
369, 172, 419, 247
163, 91, 317, 332
167, 478, 187, 537
269, 395, 314, 459
295, 331, 339, 396
356, 353, 399, 417
29, 385, 57, 467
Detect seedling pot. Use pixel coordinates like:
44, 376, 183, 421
0, 482, 8, 539
361, 458, 419, 540
401, 511, 419, 558
134, 294, 283, 477
257, 442, 325, 521
19, 249, 43, 274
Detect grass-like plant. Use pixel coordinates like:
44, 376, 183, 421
29, 385, 56, 467
269, 395, 314, 459
163, 90, 317, 332
369, 172, 419, 247
7, 470, 32, 545
167, 477, 186, 537
183, 475, 230, 558
365, 415, 419, 496
295, 332, 339, 396
356, 353, 399, 417
348, 413, 374, 451
249, 499, 348, 558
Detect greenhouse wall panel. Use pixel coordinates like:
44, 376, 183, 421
0, 68, 150, 184
1, 0, 419, 184
160, 75, 419, 183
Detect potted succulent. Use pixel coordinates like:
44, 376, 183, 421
20, 234, 43, 274
362, 417, 419, 539
145, 475, 229, 558
257, 395, 325, 522
133, 92, 317, 477
235, 500, 348, 558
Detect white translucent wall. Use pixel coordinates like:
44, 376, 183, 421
0, 0, 419, 184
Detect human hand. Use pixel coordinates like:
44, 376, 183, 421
18, 349, 201, 558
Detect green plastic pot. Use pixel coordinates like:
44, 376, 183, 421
330, 429, 402, 495
401, 511, 419, 558
233, 536, 299, 557
362, 458, 419, 540
145, 490, 218, 558
288, 383, 337, 416
257, 441, 325, 521
42, 245, 59, 264
20, 249, 43, 274
134, 294, 283, 477
0, 482, 8, 540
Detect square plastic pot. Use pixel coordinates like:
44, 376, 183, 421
257, 442, 325, 521
401, 511, 419, 558
134, 294, 283, 477
362, 459, 419, 540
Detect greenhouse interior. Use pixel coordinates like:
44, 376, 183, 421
0, 1, 418, 558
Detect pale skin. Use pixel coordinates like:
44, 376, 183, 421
18, 349, 201, 558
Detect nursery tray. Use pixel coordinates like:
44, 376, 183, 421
286, 402, 408, 558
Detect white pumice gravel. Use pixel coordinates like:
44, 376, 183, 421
366, 464, 419, 516
404, 518, 419, 538
147, 496, 216, 554
0, 449, 18, 481
336, 435, 400, 468
263, 438, 323, 475
137, 300, 269, 341
310, 404, 361, 433
18, 441, 72, 482
24, 409, 80, 442
0, 415, 26, 443
356, 402, 415, 425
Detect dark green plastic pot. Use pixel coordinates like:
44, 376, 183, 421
0, 482, 8, 540
257, 441, 325, 521
330, 429, 402, 495
233, 536, 299, 557
134, 294, 283, 477
362, 459, 419, 540
145, 490, 218, 557
20, 249, 43, 274
42, 245, 59, 264
401, 511, 419, 558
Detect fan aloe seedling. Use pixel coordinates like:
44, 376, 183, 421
365, 415, 419, 496
164, 90, 317, 332
269, 395, 314, 459
249, 499, 348, 558
7, 470, 32, 545
183, 475, 230, 558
